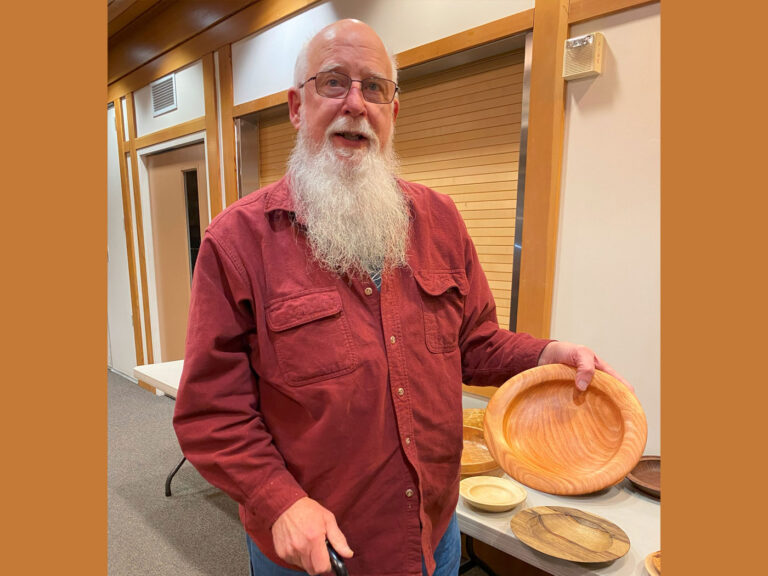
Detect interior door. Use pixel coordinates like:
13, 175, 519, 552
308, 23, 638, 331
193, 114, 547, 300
147, 142, 208, 362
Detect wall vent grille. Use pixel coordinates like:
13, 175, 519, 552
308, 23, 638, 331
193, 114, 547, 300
151, 74, 177, 117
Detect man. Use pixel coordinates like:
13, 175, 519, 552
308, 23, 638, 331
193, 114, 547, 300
173, 19, 627, 576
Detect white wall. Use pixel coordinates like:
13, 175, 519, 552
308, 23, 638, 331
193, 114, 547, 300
134, 60, 205, 137
232, 0, 534, 105
107, 105, 138, 377
553, 3, 660, 454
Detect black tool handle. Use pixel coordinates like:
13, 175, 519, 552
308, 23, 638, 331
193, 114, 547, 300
326, 541, 349, 576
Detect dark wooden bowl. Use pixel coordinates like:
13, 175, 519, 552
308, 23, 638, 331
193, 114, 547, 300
627, 455, 660, 498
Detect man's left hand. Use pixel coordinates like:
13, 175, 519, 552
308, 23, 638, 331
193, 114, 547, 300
537, 341, 633, 392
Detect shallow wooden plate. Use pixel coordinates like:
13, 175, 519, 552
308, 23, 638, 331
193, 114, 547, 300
627, 455, 660, 498
460, 475, 527, 512
484, 364, 647, 495
645, 550, 661, 575
461, 425, 498, 476
510, 506, 630, 563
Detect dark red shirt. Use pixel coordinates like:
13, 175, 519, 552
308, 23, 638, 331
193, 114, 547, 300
173, 177, 549, 576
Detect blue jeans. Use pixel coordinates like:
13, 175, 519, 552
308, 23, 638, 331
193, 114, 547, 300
247, 512, 461, 576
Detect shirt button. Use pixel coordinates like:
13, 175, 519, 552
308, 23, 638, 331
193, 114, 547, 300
364, 287, 373, 296
397, 387, 404, 397
405, 436, 411, 445
390, 335, 396, 344
405, 489, 414, 498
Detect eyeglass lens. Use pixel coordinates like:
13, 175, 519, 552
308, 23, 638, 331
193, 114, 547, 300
314, 71, 396, 104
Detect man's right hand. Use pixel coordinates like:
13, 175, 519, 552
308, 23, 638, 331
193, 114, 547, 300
271, 497, 353, 575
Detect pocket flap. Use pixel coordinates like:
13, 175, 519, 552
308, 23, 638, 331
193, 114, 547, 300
266, 289, 343, 332
413, 269, 469, 296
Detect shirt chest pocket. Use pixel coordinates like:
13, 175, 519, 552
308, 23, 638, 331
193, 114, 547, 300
414, 270, 469, 354
266, 288, 358, 385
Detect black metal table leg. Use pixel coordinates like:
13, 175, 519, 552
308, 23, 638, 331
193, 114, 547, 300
165, 456, 187, 497
459, 535, 499, 576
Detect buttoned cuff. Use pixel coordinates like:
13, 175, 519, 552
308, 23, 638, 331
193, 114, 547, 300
246, 472, 308, 530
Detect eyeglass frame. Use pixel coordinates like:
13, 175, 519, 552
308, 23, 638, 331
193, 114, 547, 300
298, 71, 400, 104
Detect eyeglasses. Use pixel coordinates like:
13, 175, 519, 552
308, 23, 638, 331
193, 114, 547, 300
299, 71, 399, 104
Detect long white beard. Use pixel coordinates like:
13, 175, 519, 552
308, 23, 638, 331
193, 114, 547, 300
287, 116, 410, 279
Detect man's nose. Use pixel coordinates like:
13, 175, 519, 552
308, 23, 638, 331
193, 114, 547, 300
341, 82, 367, 116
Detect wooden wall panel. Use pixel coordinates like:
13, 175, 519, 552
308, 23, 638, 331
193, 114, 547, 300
258, 106, 295, 187
202, 53, 223, 219
113, 98, 145, 366
125, 94, 155, 365
397, 9, 533, 69
109, 0, 255, 84
569, 0, 657, 24
133, 117, 206, 150
395, 52, 525, 329
218, 45, 239, 207
515, 0, 569, 339
107, 0, 321, 102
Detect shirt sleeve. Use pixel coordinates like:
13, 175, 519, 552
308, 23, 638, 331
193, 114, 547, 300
172, 228, 307, 531
452, 204, 553, 387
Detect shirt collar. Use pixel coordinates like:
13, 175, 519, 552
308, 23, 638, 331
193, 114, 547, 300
264, 176, 296, 213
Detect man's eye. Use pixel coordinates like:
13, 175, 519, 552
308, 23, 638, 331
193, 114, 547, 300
365, 80, 383, 92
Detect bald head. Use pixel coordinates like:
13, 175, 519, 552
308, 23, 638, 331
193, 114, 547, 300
287, 18, 400, 162
294, 19, 398, 88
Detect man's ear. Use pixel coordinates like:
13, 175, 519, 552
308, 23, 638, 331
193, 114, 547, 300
288, 87, 302, 129
392, 98, 399, 123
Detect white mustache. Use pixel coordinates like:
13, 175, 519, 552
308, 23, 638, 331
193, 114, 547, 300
325, 116, 379, 147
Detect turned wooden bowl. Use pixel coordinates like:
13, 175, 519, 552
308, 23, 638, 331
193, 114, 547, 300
484, 364, 647, 495
461, 425, 499, 477
627, 455, 660, 498
460, 475, 527, 512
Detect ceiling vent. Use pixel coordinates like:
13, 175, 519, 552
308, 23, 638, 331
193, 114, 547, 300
151, 74, 177, 117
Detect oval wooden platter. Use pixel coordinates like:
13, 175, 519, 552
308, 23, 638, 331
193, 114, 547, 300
460, 475, 527, 512
509, 506, 630, 563
627, 455, 660, 498
484, 364, 647, 495
645, 550, 661, 575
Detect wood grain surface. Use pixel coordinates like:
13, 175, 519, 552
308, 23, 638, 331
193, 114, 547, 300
460, 476, 527, 512
463, 408, 486, 429
461, 426, 499, 476
509, 506, 630, 563
484, 364, 647, 495
645, 550, 661, 575
627, 455, 660, 498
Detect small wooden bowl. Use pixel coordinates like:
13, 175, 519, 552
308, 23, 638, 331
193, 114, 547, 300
461, 425, 498, 477
627, 455, 660, 498
460, 476, 527, 512
484, 364, 647, 495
